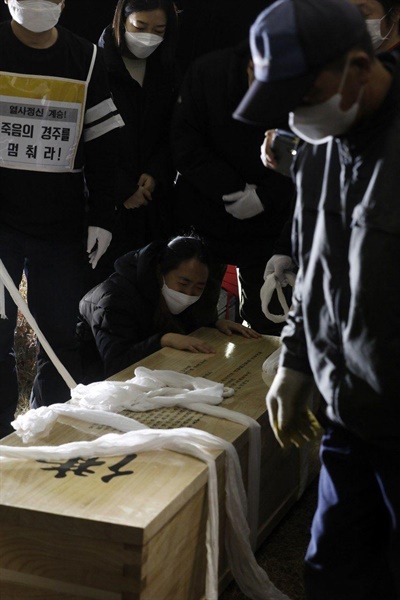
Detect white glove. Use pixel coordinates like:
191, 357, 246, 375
264, 254, 294, 287
222, 183, 264, 219
266, 366, 321, 449
87, 226, 112, 269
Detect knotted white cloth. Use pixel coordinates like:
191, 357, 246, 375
260, 273, 296, 323
70, 366, 235, 411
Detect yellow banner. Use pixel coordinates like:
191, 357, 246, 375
0, 72, 86, 172
0, 72, 86, 104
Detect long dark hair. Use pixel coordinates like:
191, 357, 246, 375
159, 235, 211, 277
380, 0, 400, 33
112, 0, 178, 66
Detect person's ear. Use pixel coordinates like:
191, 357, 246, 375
349, 50, 372, 86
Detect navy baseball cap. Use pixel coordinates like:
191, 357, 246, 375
234, 0, 369, 127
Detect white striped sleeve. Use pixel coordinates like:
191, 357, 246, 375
84, 97, 124, 142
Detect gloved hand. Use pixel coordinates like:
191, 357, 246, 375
264, 254, 294, 287
222, 183, 264, 219
266, 366, 321, 449
87, 226, 112, 269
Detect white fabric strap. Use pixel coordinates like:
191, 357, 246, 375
260, 273, 296, 324
0, 275, 5, 319
189, 402, 261, 550
12, 403, 149, 443
0, 425, 291, 600
0, 259, 77, 388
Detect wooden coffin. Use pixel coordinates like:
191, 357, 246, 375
0, 328, 319, 599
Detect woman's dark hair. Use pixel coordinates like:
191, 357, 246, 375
158, 235, 212, 277
112, 0, 178, 66
380, 0, 400, 33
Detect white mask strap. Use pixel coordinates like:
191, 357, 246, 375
337, 56, 352, 95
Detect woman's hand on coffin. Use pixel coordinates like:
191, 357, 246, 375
215, 320, 261, 338
161, 333, 216, 354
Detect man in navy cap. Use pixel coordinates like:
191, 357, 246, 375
236, 0, 400, 598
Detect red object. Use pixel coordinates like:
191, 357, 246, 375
221, 265, 239, 319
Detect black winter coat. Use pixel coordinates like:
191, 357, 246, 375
281, 53, 400, 449
79, 241, 219, 378
171, 42, 295, 265
98, 26, 180, 247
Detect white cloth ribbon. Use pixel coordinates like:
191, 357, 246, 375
0, 276, 5, 320
260, 273, 296, 324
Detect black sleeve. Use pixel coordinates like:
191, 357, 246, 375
171, 62, 246, 202
145, 67, 181, 188
92, 304, 163, 378
83, 48, 124, 231
84, 128, 119, 230
280, 265, 313, 375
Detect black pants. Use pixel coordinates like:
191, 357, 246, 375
305, 425, 400, 600
0, 225, 84, 437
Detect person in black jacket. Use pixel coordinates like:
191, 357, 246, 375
260, 0, 400, 288
171, 41, 295, 335
0, 0, 122, 437
236, 0, 400, 598
90, 0, 180, 285
79, 236, 260, 380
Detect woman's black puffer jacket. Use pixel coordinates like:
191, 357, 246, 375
79, 241, 219, 378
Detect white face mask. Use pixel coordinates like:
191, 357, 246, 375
8, 0, 62, 33
124, 31, 163, 59
289, 60, 363, 145
161, 281, 201, 315
366, 14, 394, 50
